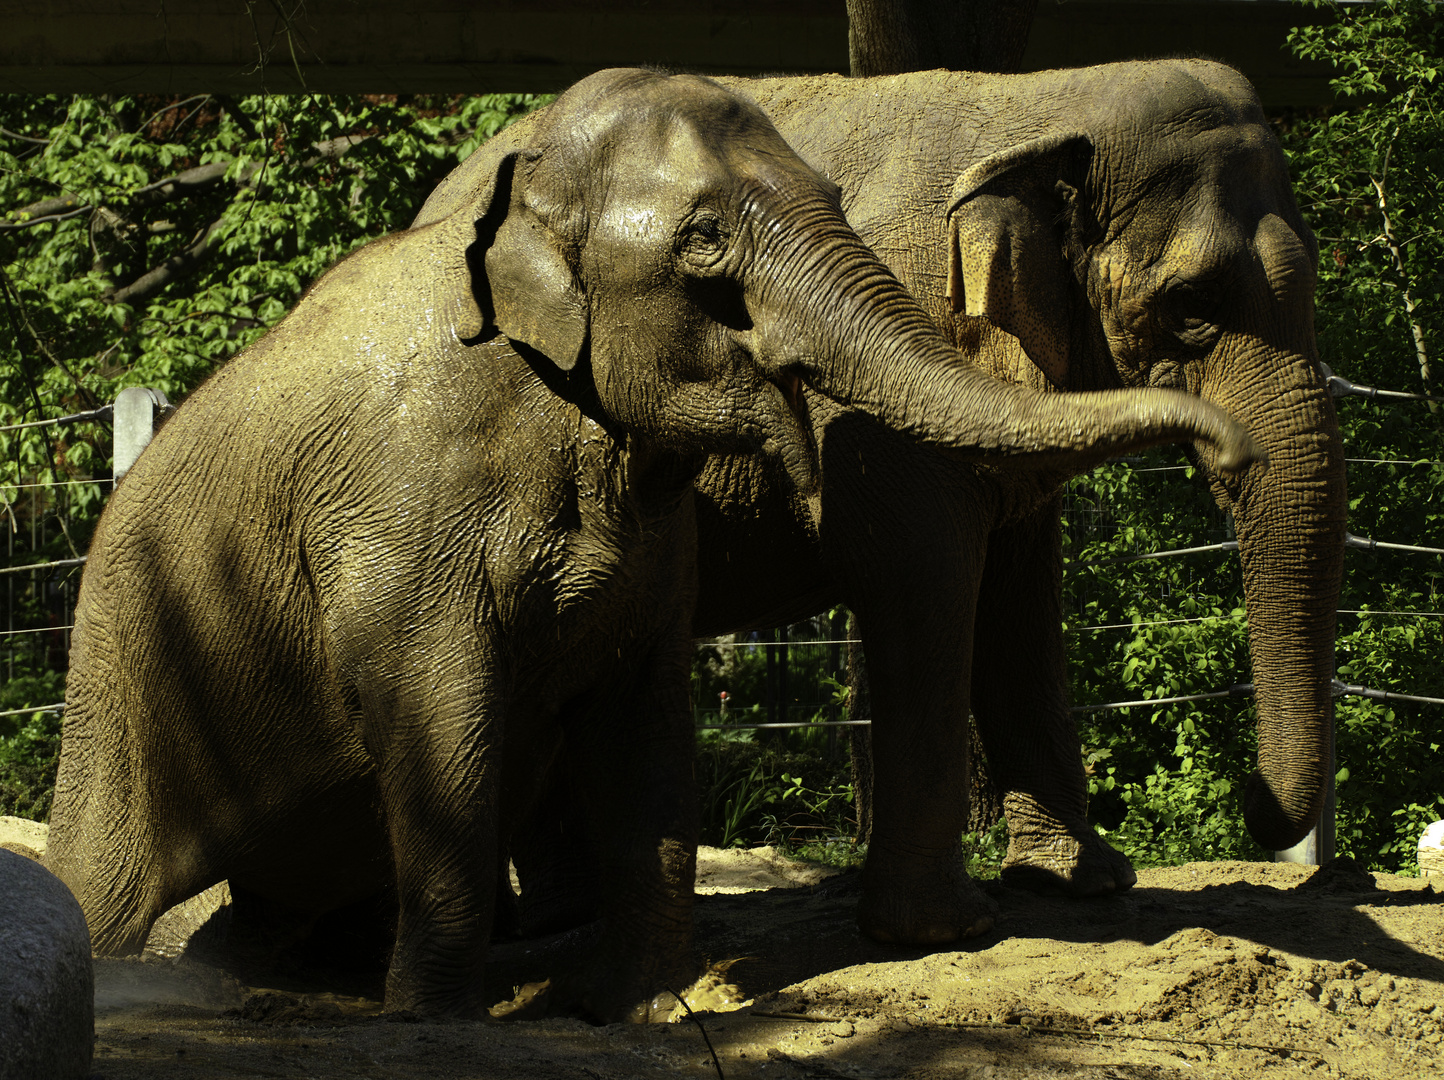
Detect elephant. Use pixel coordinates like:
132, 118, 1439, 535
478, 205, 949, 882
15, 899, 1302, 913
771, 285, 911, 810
701, 60, 1345, 942
465, 58, 1346, 948
43, 68, 1261, 1021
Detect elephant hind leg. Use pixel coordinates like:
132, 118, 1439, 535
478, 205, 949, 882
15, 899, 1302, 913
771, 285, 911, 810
970, 501, 1137, 898
997, 792, 1137, 896
45, 747, 202, 957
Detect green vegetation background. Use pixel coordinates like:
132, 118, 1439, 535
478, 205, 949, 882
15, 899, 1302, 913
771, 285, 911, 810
1, 0, 1440, 874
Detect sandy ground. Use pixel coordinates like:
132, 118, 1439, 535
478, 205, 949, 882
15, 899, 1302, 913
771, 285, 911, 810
31, 842, 1431, 1080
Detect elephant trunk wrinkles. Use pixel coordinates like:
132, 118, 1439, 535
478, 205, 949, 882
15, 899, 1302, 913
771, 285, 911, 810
1200, 345, 1347, 851
756, 228, 1257, 467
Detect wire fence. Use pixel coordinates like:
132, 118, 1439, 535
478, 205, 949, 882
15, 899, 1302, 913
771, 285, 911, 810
2, 376, 1441, 762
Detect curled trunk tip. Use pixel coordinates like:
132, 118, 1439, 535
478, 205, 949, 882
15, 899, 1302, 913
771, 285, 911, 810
1244, 768, 1326, 851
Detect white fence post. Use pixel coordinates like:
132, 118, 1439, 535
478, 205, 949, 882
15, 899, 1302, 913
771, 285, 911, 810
112, 387, 170, 484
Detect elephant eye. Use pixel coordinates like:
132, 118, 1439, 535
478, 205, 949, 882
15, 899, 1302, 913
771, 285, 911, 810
678, 212, 731, 271
1161, 277, 1226, 353
1167, 279, 1223, 327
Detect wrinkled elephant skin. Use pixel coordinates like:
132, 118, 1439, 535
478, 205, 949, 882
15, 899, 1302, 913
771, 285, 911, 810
46, 68, 1262, 1019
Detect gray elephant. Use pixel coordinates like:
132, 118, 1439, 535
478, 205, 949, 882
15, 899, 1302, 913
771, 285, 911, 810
701, 60, 1344, 942
478, 59, 1344, 948
45, 68, 1259, 1020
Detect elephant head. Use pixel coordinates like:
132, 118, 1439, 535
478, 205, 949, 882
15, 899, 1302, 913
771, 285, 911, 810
944, 60, 1346, 850
415, 68, 1264, 496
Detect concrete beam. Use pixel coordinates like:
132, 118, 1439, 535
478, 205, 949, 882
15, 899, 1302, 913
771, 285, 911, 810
0, 0, 1337, 107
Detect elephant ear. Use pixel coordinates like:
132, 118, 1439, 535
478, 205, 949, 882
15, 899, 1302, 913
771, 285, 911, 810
482, 153, 589, 372
944, 132, 1092, 388
413, 114, 589, 372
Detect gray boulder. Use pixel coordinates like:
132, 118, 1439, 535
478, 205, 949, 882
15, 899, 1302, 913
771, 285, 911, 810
0, 848, 93, 1080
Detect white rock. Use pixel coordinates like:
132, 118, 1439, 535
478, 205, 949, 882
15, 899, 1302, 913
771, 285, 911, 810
1421, 820, 1444, 878
0, 848, 93, 1080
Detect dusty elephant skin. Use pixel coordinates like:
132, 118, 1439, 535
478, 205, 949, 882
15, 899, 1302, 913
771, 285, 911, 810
469, 60, 1344, 952
45, 69, 1259, 1022
0, 849, 94, 1080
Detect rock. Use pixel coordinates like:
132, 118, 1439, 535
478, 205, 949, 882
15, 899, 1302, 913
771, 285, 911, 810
0, 848, 93, 1080
1419, 820, 1444, 879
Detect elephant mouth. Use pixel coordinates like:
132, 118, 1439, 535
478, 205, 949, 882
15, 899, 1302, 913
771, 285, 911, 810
765, 369, 820, 494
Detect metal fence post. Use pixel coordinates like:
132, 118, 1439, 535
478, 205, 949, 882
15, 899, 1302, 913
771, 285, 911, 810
112, 387, 170, 484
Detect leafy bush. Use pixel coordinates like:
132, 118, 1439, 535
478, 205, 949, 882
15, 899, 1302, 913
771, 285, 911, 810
695, 728, 858, 860
0, 92, 547, 821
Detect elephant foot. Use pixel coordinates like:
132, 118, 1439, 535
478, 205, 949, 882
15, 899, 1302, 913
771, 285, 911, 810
490, 920, 700, 1023
857, 849, 997, 946
998, 795, 1137, 896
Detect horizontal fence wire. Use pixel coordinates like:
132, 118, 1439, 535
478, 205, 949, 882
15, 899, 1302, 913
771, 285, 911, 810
1071, 683, 1256, 712
0, 703, 65, 718
1070, 540, 1238, 568
4, 480, 105, 493
0, 558, 87, 576
694, 675, 1444, 729
0, 624, 74, 638
703, 637, 854, 648
1070, 678, 1444, 714
1323, 363, 1444, 405
0, 405, 113, 434
1347, 457, 1444, 466
1345, 531, 1444, 556
697, 720, 869, 730
1069, 531, 1444, 569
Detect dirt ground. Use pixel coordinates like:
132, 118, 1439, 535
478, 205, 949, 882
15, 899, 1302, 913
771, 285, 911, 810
60, 845, 1441, 1080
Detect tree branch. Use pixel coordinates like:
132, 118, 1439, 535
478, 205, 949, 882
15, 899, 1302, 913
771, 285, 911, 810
1, 127, 51, 146
104, 217, 231, 308
0, 206, 90, 232
3, 194, 86, 227
8, 134, 372, 230
130, 160, 233, 206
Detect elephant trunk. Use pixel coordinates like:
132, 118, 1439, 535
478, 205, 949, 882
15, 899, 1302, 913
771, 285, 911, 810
1196, 345, 1347, 851
749, 220, 1261, 470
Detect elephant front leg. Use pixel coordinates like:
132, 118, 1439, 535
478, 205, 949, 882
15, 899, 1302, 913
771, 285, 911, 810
970, 500, 1137, 896
369, 689, 504, 1018
854, 604, 998, 946
547, 648, 700, 1022
820, 427, 997, 947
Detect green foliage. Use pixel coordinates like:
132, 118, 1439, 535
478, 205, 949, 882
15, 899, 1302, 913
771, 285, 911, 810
0, 91, 548, 820
0, 673, 65, 819
1287, 0, 1444, 873
695, 729, 858, 861
1065, 0, 1443, 874
1064, 453, 1266, 866
961, 817, 1010, 881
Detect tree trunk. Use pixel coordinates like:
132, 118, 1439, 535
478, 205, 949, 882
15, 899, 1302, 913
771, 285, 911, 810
846, 0, 1040, 77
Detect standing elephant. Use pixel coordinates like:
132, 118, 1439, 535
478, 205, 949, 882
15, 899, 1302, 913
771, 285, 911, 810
484, 58, 1345, 947
45, 69, 1259, 1020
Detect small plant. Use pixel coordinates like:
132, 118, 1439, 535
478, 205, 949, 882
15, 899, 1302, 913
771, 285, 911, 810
0, 707, 63, 821
695, 735, 856, 854
961, 817, 1010, 880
